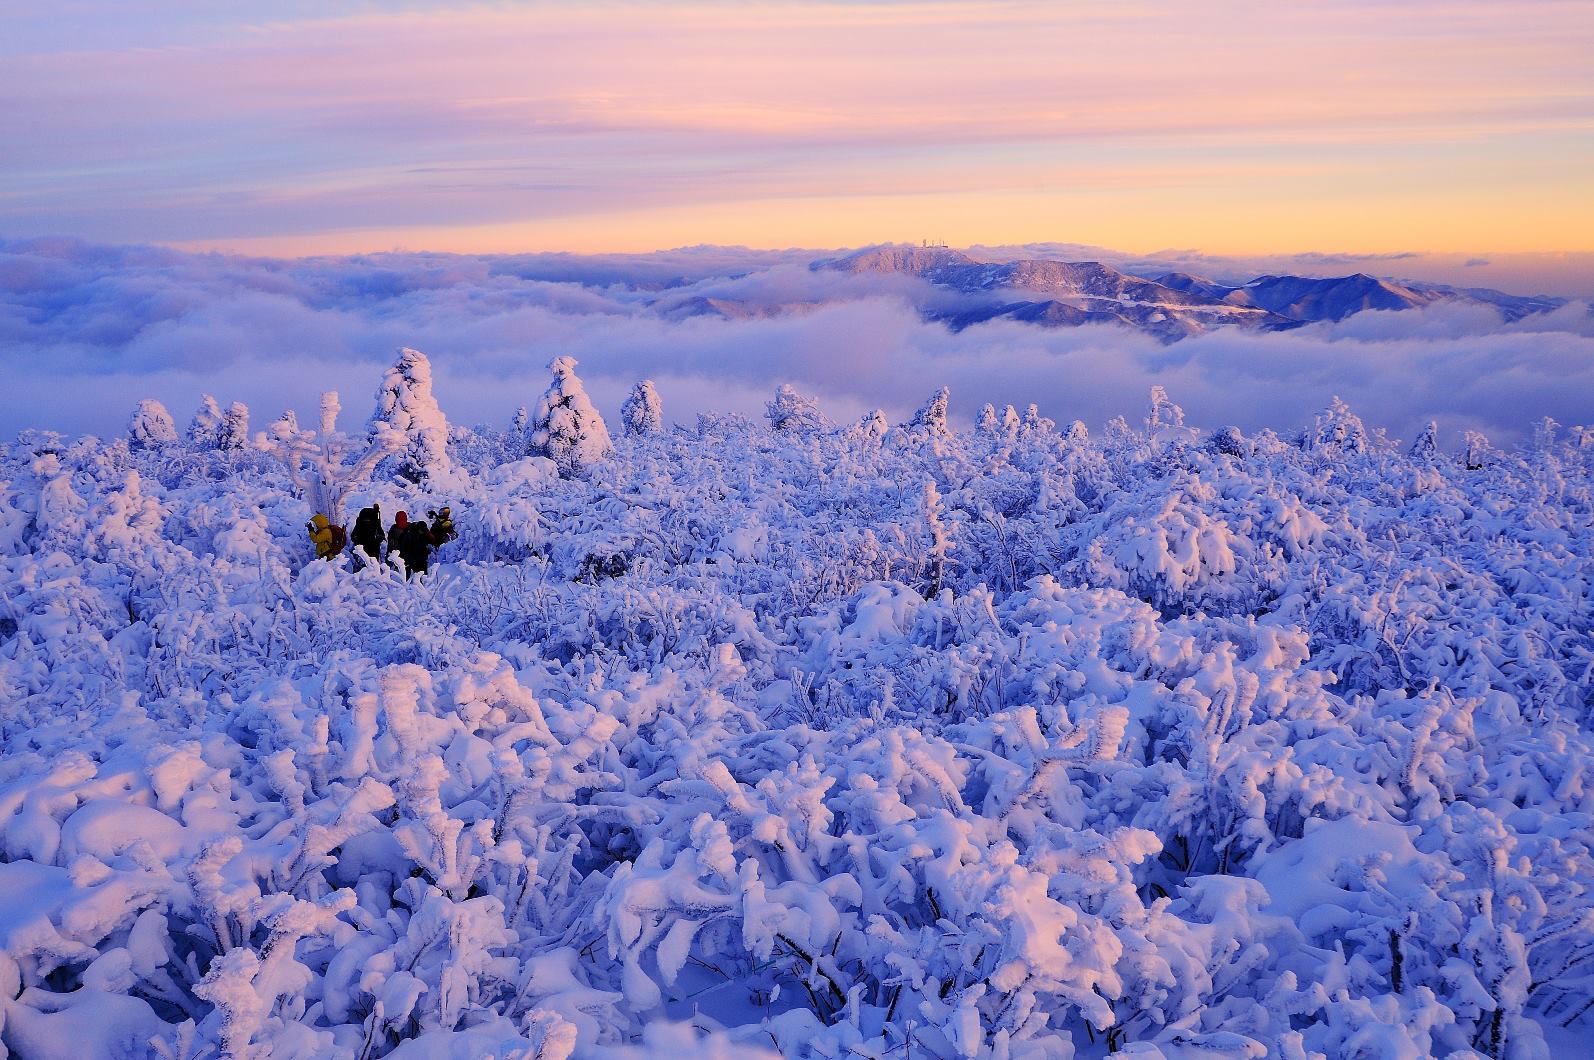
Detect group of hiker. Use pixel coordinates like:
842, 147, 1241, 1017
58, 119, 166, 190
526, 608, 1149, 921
307, 503, 456, 576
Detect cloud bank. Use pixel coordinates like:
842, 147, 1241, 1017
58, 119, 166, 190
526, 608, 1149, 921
2, 237, 1590, 448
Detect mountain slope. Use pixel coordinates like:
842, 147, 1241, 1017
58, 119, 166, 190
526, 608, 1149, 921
814, 246, 1565, 338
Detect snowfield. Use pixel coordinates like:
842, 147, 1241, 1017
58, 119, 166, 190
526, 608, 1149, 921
0, 353, 1591, 1059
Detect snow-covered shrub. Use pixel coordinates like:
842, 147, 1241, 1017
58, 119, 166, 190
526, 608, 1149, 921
1208, 425, 1248, 457
764, 384, 825, 433
850, 408, 889, 446
1307, 395, 1371, 456
1, 375, 1591, 1059
1022, 403, 1053, 434
129, 399, 178, 450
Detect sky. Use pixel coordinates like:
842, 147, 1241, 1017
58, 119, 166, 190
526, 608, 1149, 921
3, 1, 1593, 273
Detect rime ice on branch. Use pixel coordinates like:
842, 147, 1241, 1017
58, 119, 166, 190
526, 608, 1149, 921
260, 390, 401, 519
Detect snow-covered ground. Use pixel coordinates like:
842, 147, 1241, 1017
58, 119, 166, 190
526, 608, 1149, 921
1, 354, 1591, 1058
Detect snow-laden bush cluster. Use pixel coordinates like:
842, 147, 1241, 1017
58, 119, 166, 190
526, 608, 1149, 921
1, 350, 1592, 1059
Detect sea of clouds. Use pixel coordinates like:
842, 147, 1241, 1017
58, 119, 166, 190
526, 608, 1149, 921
3, 236, 1591, 447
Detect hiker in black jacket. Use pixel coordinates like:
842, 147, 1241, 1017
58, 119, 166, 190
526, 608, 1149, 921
351, 504, 384, 569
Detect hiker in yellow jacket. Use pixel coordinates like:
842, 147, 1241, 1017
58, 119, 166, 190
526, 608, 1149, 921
307, 513, 346, 560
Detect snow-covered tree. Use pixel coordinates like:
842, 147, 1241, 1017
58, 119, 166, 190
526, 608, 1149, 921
1146, 384, 1185, 431
188, 395, 224, 446
219, 402, 251, 450
856, 408, 889, 441
129, 399, 177, 450
530, 356, 613, 475
261, 390, 401, 519
620, 380, 664, 438
1023, 404, 1054, 434
1463, 429, 1495, 470
907, 387, 951, 435
271, 409, 300, 439
1410, 420, 1439, 459
1102, 415, 1135, 449
1307, 396, 1370, 455
1002, 404, 1021, 441
921, 481, 950, 597
1532, 415, 1560, 455
370, 347, 453, 481
978, 403, 1000, 437
765, 383, 825, 433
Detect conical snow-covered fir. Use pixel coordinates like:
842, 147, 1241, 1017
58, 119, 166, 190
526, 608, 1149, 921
188, 394, 223, 446
369, 347, 453, 481
908, 387, 950, 435
977, 403, 1000, 436
765, 383, 825, 433
1023, 404, 1053, 433
620, 380, 664, 437
219, 402, 250, 450
1410, 420, 1439, 459
128, 399, 177, 450
530, 356, 612, 475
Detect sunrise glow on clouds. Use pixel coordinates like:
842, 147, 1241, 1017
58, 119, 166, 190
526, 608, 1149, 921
4, 0, 1592, 260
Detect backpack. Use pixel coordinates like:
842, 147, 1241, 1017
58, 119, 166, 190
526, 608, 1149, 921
401, 521, 430, 554
328, 524, 348, 556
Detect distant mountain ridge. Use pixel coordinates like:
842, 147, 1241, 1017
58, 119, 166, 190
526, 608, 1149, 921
797, 245, 1565, 341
